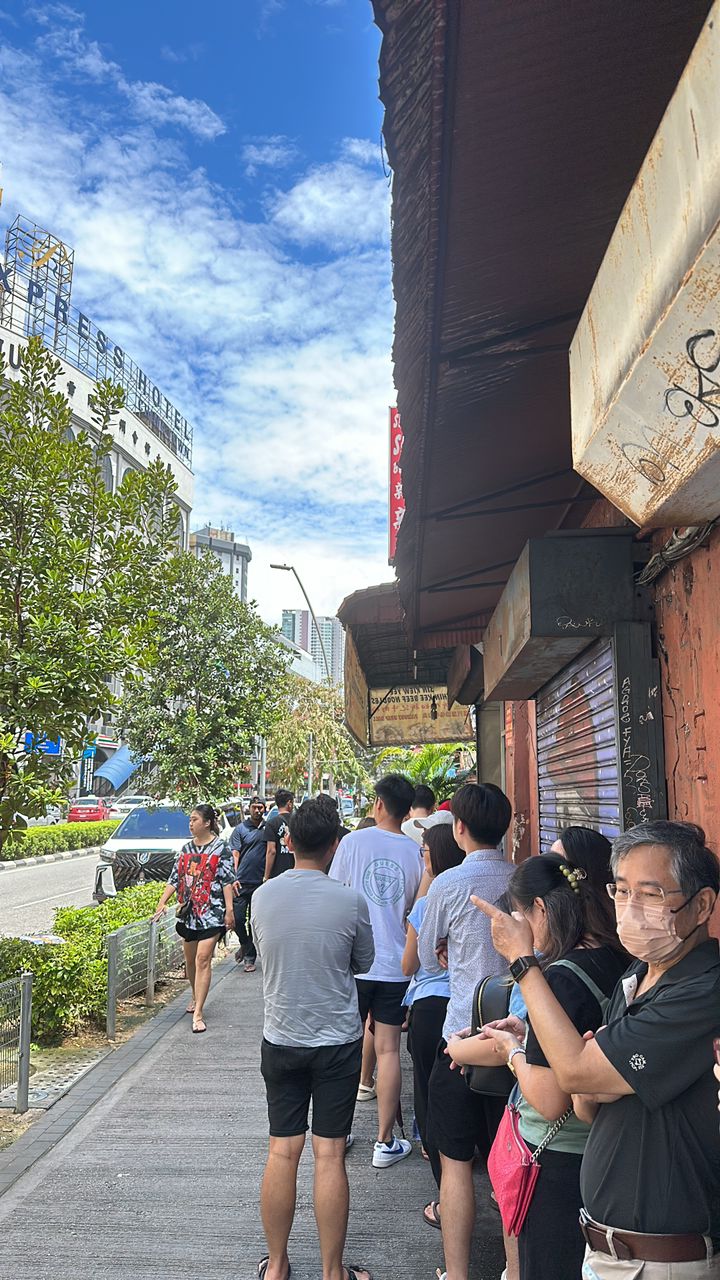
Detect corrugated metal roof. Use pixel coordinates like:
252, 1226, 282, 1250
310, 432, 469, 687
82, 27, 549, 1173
372, 0, 712, 653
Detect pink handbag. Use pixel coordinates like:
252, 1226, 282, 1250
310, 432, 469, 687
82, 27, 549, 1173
487, 1101, 572, 1236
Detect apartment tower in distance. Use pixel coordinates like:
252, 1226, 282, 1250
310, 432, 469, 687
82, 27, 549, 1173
189, 526, 252, 602
281, 609, 344, 684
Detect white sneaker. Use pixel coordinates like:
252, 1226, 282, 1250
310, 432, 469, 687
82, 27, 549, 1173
372, 1136, 412, 1168
357, 1081, 377, 1101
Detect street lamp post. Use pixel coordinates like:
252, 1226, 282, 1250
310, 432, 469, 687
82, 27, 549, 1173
270, 563, 333, 683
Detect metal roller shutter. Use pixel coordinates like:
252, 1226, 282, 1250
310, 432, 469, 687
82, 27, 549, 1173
536, 637, 621, 849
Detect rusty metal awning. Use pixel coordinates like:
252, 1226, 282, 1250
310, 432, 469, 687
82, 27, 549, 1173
338, 582, 456, 688
372, 0, 711, 658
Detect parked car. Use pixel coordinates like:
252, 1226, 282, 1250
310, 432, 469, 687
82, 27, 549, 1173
23, 804, 65, 828
107, 793, 153, 820
339, 796, 355, 820
93, 805, 231, 901
67, 796, 112, 822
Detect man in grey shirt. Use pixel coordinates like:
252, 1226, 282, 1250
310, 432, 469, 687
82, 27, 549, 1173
418, 783, 512, 1280
251, 799, 374, 1280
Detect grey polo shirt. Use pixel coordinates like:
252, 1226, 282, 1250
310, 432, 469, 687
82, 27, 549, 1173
251, 869, 375, 1048
581, 939, 720, 1242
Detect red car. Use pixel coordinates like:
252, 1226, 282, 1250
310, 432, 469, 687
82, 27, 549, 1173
67, 796, 111, 822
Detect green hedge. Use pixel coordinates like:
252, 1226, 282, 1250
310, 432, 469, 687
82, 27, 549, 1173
1, 820, 121, 862
0, 883, 166, 1043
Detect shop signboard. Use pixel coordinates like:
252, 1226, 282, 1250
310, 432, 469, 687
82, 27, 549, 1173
571, 15, 720, 526
369, 685, 472, 746
343, 627, 369, 746
388, 407, 405, 563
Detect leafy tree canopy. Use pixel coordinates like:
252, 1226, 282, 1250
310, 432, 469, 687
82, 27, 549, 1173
118, 551, 290, 806
0, 338, 180, 849
265, 673, 370, 795
374, 742, 472, 803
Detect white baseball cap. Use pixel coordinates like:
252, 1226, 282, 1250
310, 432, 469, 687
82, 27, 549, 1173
401, 810, 454, 844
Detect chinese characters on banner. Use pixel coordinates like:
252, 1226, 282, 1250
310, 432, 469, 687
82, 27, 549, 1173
389, 406, 405, 563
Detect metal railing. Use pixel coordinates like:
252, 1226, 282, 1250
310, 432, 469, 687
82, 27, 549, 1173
106, 911, 184, 1039
0, 973, 33, 1112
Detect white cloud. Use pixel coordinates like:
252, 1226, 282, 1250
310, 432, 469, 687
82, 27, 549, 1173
270, 158, 390, 250
241, 135, 300, 178
340, 137, 379, 166
33, 7, 225, 140
160, 43, 203, 65
0, 21, 394, 625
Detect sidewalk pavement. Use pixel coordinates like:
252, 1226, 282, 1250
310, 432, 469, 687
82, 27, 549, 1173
0, 955, 505, 1280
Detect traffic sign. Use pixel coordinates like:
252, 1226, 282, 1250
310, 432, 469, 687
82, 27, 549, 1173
23, 732, 62, 756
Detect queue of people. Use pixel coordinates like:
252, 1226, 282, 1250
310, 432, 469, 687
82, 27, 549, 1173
153, 778, 720, 1280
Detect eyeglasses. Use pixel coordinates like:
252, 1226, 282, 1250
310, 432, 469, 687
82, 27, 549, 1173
606, 883, 685, 906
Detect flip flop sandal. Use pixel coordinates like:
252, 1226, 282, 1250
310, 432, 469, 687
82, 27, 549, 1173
192, 1019, 207, 1034
258, 1258, 292, 1280
345, 1265, 373, 1280
423, 1200, 442, 1229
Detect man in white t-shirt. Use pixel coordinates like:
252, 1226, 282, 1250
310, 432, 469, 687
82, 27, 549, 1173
329, 772, 421, 1168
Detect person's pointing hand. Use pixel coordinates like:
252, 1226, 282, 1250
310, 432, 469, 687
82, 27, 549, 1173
470, 895, 534, 963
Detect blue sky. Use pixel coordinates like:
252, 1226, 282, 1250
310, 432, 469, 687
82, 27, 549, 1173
0, 0, 394, 623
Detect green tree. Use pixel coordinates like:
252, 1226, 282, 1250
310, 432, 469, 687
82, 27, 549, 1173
0, 338, 180, 850
374, 742, 471, 802
265, 673, 369, 795
118, 552, 290, 805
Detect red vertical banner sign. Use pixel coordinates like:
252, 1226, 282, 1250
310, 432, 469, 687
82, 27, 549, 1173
389, 407, 405, 564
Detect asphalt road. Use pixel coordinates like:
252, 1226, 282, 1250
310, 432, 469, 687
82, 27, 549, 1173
0, 852, 97, 936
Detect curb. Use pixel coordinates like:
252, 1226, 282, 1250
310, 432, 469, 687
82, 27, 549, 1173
0, 847, 101, 871
0, 956, 236, 1199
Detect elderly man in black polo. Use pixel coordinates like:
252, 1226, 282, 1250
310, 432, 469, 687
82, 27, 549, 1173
474, 820, 720, 1279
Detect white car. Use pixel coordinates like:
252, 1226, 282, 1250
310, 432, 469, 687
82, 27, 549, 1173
22, 804, 64, 828
107, 793, 154, 820
93, 805, 231, 901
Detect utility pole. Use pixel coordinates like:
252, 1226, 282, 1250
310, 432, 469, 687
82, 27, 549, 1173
270, 564, 333, 683
259, 736, 267, 799
307, 732, 314, 797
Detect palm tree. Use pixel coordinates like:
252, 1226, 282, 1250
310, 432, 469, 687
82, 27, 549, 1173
374, 743, 472, 803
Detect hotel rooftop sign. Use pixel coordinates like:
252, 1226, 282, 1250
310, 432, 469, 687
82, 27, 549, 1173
0, 215, 192, 465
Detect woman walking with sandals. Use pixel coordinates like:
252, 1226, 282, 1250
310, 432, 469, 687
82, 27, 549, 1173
152, 804, 235, 1034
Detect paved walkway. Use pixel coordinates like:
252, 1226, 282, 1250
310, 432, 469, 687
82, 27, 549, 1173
0, 957, 505, 1280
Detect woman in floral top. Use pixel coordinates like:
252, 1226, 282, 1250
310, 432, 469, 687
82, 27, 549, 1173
153, 804, 235, 1034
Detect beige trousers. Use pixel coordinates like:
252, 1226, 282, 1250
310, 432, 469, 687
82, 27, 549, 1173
582, 1246, 720, 1280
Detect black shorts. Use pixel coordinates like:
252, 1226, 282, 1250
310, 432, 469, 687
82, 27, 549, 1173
175, 923, 224, 942
426, 1040, 505, 1163
356, 978, 409, 1027
261, 1037, 362, 1138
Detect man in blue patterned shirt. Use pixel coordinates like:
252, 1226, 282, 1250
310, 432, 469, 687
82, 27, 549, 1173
418, 783, 512, 1280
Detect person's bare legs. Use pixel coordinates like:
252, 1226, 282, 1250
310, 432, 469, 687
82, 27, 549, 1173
373, 1021, 402, 1143
312, 1136, 372, 1280
359, 1019, 376, 1089
192, 935, 218, 1027
260, 1133, 305, 1280
502, 1227, 519, 1280
438, 1153, 475, 1280
312, 1135, 349, 1280
182, 939, 197, 1012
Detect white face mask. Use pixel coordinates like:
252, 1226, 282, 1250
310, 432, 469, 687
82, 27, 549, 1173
615, 892, 700, 964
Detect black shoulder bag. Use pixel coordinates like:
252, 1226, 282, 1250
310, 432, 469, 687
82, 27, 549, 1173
465, 973, 515, 1097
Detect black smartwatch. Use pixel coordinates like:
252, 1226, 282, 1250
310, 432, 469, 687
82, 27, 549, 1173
509, 955, 539, 982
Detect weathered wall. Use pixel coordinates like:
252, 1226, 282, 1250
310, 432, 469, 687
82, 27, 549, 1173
503, 701, 539, 863
654, 525, 720, 836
